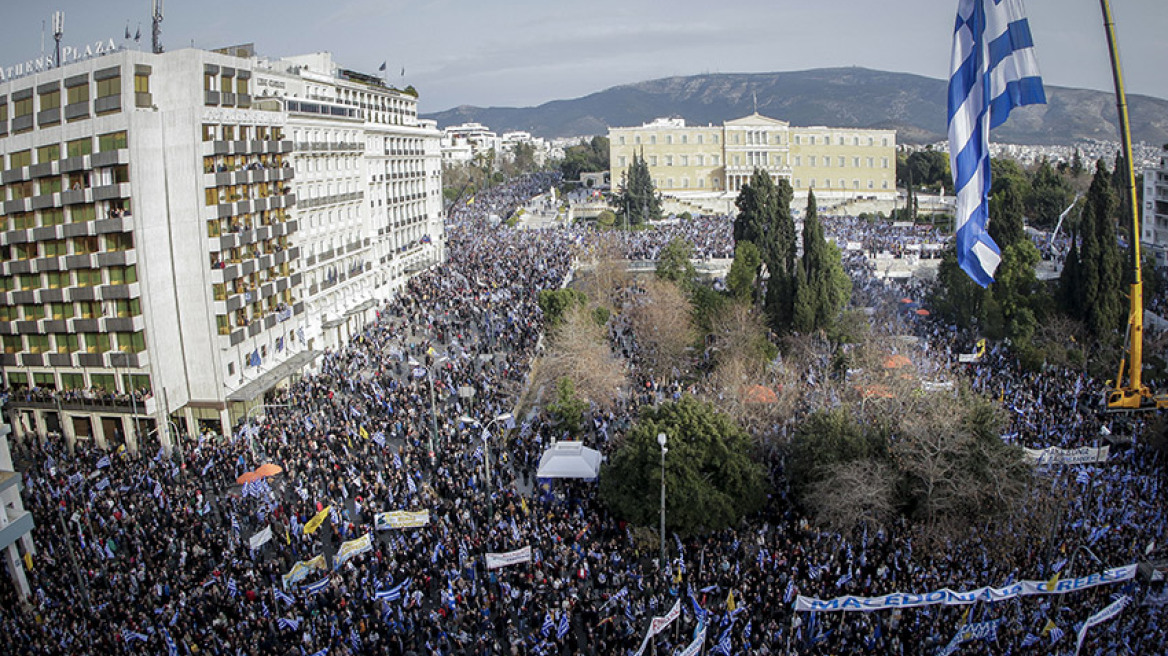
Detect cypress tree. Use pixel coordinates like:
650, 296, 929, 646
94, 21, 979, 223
988, 177, 1025, 250
1077, 160, 1124, 337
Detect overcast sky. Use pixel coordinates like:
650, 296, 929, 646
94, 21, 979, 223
2, 0, 1165, 113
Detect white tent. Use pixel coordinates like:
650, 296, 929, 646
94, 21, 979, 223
536, 441, 602, 479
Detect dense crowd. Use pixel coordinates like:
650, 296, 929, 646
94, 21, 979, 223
2, 174, 1166, 655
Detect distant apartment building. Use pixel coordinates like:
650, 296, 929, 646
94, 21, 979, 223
0, 44, 443, 452
0, 415, 34, 598
609, 113, 896, 206
441, 122, 499, 166
1142, 144, 1168, 268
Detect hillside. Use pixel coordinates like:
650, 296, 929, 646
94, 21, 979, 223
422, 68, 1168, 146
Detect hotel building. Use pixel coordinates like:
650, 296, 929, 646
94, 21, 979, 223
0, 44, 443, 452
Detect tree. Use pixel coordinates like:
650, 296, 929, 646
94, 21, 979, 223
726, 241, 762, 301
627, 279, 696, 381
617, 152, 661, 226
805, 461, 896, 534
734, 170, 796, 333
793, 191, 852, 333
559, 136, 609, 181
540, 304, 627, 410
896, 149, 952, 191
990, 240, 1042, 342
538, 288, 586, 330
1026, 159, 1073, 229
655, 237, 696, 286
987, 176, 1026, 251
1067, 160, 1124, 337
931, 246, 986, 330
596, 209, 616, 228
599, 396, 766, 537
547, 377, 588, 437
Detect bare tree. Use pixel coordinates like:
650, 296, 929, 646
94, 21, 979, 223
539, 304, 628, 409
806, 460, 897, 534
626, 278, 696, 382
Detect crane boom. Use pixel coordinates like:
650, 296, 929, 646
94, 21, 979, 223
1101, 0, 1168, 411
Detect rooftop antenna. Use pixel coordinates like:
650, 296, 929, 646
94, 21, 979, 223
752, 90, 758, 114
52, 11, 64, 67
151, 0, 164, 54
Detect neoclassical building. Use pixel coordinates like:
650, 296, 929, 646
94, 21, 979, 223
609, 113, 896, 206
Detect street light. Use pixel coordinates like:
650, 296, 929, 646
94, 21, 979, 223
459, 412, 512, 516
416, 357, 448, 466
657, 432, 668, 567
245, 404, 288, 459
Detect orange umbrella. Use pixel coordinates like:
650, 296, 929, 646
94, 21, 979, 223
742, 384, 779, 404
255, 463, 283, 477
915, 308, 930, 316
236, 471, 262, 484
882, 354, 913, 369
900, 298, 913, 304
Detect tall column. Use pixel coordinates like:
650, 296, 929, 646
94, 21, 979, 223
60, 411, 76, 453
219, 408, 233, 442
3, 545, 29, 598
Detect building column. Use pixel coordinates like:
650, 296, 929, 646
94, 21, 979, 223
60, 411, 76, 453
3, 544, 29, 598
219, 408, 233, 442
92, 414, 107, 451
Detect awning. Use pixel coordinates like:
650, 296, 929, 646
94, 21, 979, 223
226, 350, 321, 402
345, 298, 378, 317
536, 441, 602, 479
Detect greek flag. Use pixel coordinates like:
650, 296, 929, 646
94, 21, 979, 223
96, 455, 112, 469
542, 611, 554, 637
302, 577, 330, 595
948, 0, 1045, 286
392, 452, 403, 468
95, 477, 110, 491
278, 617, 301, 631
120, 628, 149, 643
162, 628, 178, 656
375, 578, 411, 602
201, 459, 215, 476
557, 612, 570, 640
711, 627, 733, 655
274, 587, 295, 605
227, 578, 238, 597
372, 431, 386, 447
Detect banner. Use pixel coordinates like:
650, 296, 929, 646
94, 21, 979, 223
1074, 595, 1129, 656
794, 564, 1136, 612
282, 555, 327, 588
485, 546, 532, 570
1023, 445, 1109, 465
375, 510, 430, 530
633, 599, 681, 656
938, 619, 999, 656
249, 525, 273, 550
304, 506, 331, 535
335, 533, 373, 569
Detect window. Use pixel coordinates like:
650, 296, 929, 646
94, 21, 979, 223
220, 75, 231, 94
134, 73, 150, 94
666, 135, 673, 145
70, 205, 96, 223
712, 135, 718, 144
66, 137, 92, 158
42, 239, 67, 257
794, 156, 802, 167
84, 333, 109, 354
98, 131, 127, 152
50, 303, 74, 320
618, 156, 627, 168
90, 373, 115, 390
96, 76, 120, 99
37, 144, 60, 163
809, 156, 817, 167
75, 269, 102, 287
204, 74, 215, 91
0, 306, 12, 322
649, 135, 656, 145
2, 336, 20, 354
853, 157, 861, 168
67, 83, 89, 105
46, 272, 67, 289
37, 178, 61, 195
681, 135, 687, 144
9, 150, 31, 169
40, 89, 61, 111
27, 335, 50, 354
867, 157, 874, 168
697, 135, 704, 145
57, 334, 79, 353
23, 305, 45, 321
217, 315, 231, 335
61, 373, 84, 388
14, 243, 37, 260
13, 96, 33, 119
104, 233, 133, 252
116, 332, 146, 352
665, 156, 673, 167
0, 102, 6, 124
680, 155, 688, 166
18, 274, 39, 290
882, 157, 889, 169
618, 136, 625, 145
73, 236, 99, 255
108, 266, 137, 285
649, 156, 657, 166
838, 157, 846, 167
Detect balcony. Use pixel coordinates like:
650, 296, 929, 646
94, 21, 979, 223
0, 507, 34, 553
93, 182, 131, 201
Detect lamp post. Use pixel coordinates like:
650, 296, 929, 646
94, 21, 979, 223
460, 412, 512, 517
419, 357, 449, 466
245, 404, 288, 459
657, 432, 668, 567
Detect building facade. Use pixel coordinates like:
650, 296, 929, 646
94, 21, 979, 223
1142, 144, 1168, 268
609, 114, 896, 206
0, 415, 34, 598
0, 45, 443, 453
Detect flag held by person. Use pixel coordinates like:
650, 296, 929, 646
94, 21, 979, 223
304, 506, 331, 535
948, 0, 1046, 286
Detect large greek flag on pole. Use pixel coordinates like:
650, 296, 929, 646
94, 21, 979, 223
948, 0, 1045, 286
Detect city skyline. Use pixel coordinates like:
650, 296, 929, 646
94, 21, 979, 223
0, 0, 1164, 114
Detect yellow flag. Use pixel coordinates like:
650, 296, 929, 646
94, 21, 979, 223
1045, 572, 1060, 592
520, 497, 529, 516
466, 196, 475, 206
426, 346, 436, 356
1041, 618, 1056, 636
23, 552, 32, 571
975, 338, 986, 358
959, 606, 970, 625
306, 554, 327, 570
359, 426, 369, 440
726, 589, 737, 612
304, 506, 331, 535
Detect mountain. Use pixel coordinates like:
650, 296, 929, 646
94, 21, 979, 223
422, 68, 1168, 146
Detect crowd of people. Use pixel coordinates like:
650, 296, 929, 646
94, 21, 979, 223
2, 173, 1166, 655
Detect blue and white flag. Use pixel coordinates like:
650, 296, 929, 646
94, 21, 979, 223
278, 617, 301, 631
227, 578, 239, 597
95, 477, 110, 491
372, 431, 386, 447
201, 459, 215, 476
96, 455, 112, 469
557, 611, 571, 640
948, 0, 1045, 286
120, 628, 149, 643
375, 577, 411, 602
274, 587, 295, 606
162, 627, 179, 656
541, 611, 554, 637
302, 577, 330, 595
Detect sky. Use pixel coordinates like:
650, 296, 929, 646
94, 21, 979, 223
1, 0, 1165, 114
